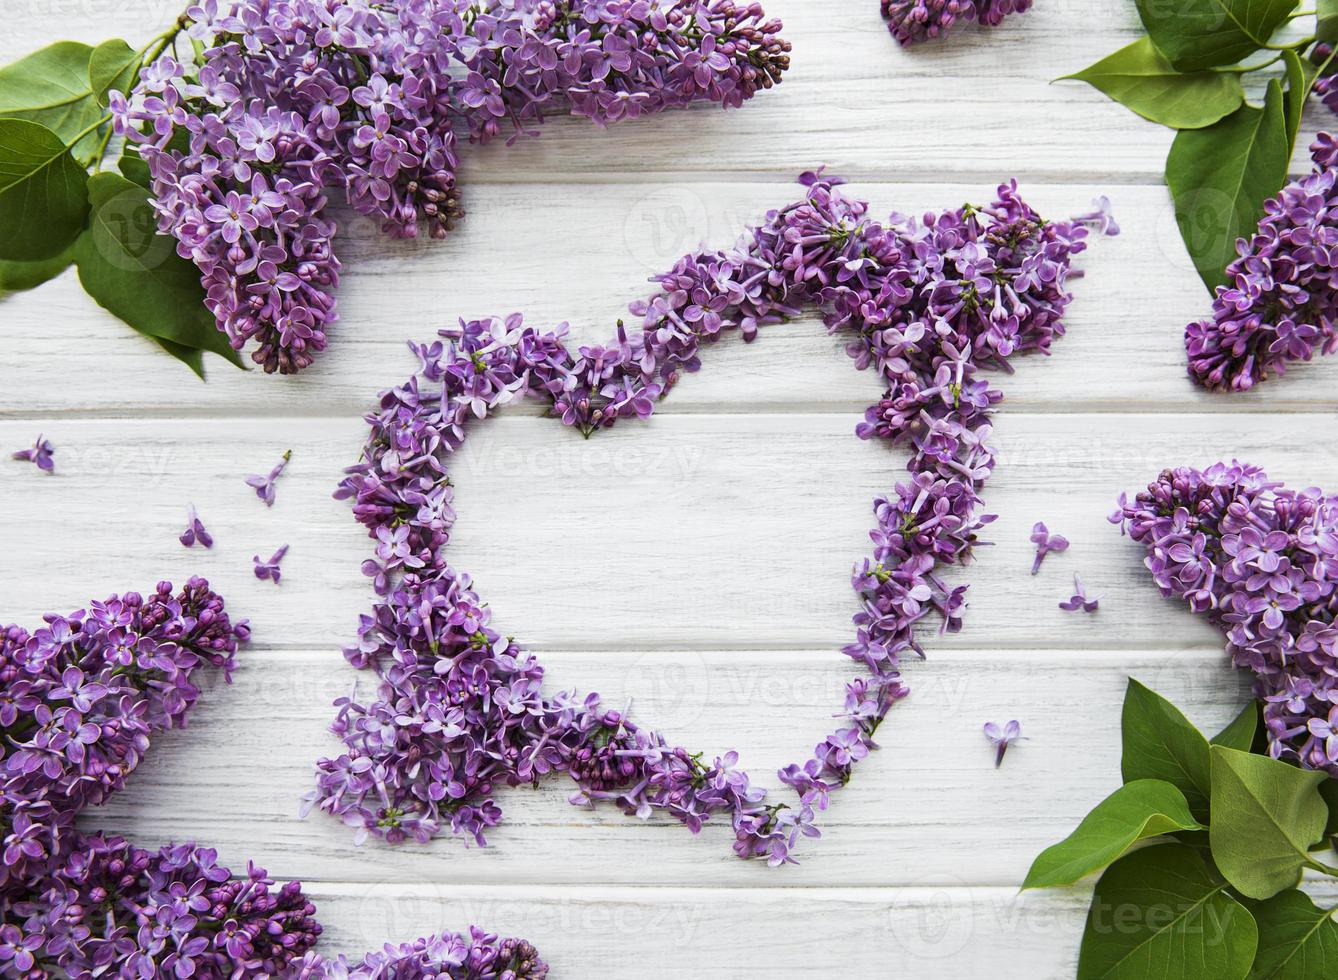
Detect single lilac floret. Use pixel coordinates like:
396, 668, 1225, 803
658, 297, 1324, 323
245, 449, 291, 506
179, 504, 213, 548
1030, 521, 1069, 575
983, 719, 1026, 767
253, 544, 289, 584
10, 435, 53, 473
1058, 573, 1100, 613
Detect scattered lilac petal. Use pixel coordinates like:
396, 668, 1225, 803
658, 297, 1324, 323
1058, 574, 1100, 613
1030, 521, 1069, 575
179, 505, 213, 549
253, 544, 289, 584
245, 449, 291, 507
10, 435, 54, 473
983, 719, 1027, 767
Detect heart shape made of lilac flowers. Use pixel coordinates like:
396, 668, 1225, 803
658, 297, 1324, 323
306, 172, 1115, 865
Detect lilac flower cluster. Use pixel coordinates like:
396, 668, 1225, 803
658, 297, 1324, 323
111, 0, 790, 375
0, 583, 545, 976
0, 580, 258, 973
1185, 135, 1338, 392
880, 0, 1032, 46
312, 172, 1112, 864
1113, 462, 1338, 775
295, 929, 548, 979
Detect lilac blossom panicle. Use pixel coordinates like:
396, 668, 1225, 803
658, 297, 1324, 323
9, 437, 53, 474
1114, 462, 1338, 775
110, 0, 792, 375
311, 171, 1115, 864
0, 582, 545, 977
983, 719, 1025, 767
1030, 521, 1067, 575
881, 0, 1032, 46
246, 449, 291, 506
1185, 134, 1338, 392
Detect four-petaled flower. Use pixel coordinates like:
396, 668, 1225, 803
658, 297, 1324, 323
245, 450, 291, 507
253, 545, 289, 584
983, 720, 1027, 767
1030, 521, 1069, 575
1058, 574, 1100, 613
11, 435, 54, 473
179, 505, 214, 549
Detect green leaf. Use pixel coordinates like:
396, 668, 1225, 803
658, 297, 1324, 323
1208, 746, 1328, 900
1211, 701, 1260, 754
117, 150, 151, 189
1248, 889, 1338, 980
88, 39, 139, 108
150, 336, 206, 379
0, 41, 105, 166
1166, 82, 1290, 294
1023, 779, 1204, 889
1061, 38, 1244, 130
1282, 49, 1318, 151
1137, 0, 1300, 71
1320, 778, 1338, 846
1320, 0, 1338, 43
1079, 844, 1258, 980
0, 241, 73, 292
0, 118, 89, 262
1121, 678, 1213, 819
72, 171, 243, 373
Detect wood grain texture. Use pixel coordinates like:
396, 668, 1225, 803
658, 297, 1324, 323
3, 1, 1336, 974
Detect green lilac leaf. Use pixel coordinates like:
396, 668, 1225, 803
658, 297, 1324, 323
1320, 0, 1338, 42
1136, 0, 1300, 71
1320, 779, 1338, 845
1281, 49, 1318, 151
88, 39, 139, 108
149, 336, 206, 379
1121, 678, 1212, 819
1062, 38, 1244, 129
1166, 81, 1290, 294
1023, 779, 1204, 889
72, 171, 243, 373
1247, 889, 1338, 979
1211, 701, 1260, 754
117, 150, 151, 189
0, 241, 74, 292
0, 118, 89, 262
1208, 746, 1328, 900
0, 41, 105, 166
1078, 843, 1258, 980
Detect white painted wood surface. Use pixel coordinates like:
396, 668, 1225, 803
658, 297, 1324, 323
3, 2, 1337, 976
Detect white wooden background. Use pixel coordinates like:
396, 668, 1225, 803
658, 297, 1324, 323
3, 2, 1337, 976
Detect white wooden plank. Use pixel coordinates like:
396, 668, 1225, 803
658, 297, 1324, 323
80, 648, 1254, 888
4, 413, 1334, 650
298, 881, 1338, 980
6, 181, 1338, 416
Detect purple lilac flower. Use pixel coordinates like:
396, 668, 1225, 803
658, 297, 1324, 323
1114, 462, 1338, 775
245, 449, 291, 506
881, 0, 1032, 46
1058, 573, 1099, 613
1185, 135, 1338, 392
0, 580, 246, 894
1030, 521, 1068, 574
313, 172, 1114, 864
9, 436, 53, 473
112, 1, 791, 374
983, 719, 1026, 767
254, 544, 289, 583
179, 504, 213, 548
